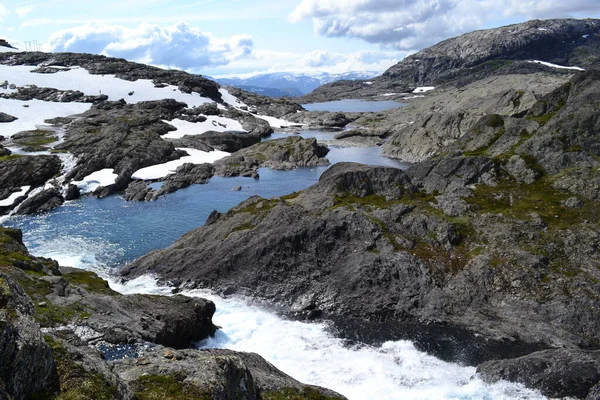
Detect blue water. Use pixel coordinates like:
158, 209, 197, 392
302, 99, 406, 113
3, 140, 408, 269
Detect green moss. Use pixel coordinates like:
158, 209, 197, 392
62, 271, 118, 296
50, 149, 70, 154
131, 375, 211, 400
466, 177, 599, 231
44, 336, 118, 400
263, 387, 342, 400
332, 193, 394, 211
281, 192, 300, 201
0, 154, 24, 162
13, 136, 59, 146
34, 302, 91, 327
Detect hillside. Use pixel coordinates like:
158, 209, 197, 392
301, 18, 600, 102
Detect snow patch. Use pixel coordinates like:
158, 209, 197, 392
413, 87, 435, 94
529, 60, 585, 71
0, 98, 90, 138
0, 186, 30, 207
363, 81, 373, 85
72, 169, 118, 194
0, 65, 214, 106
162, 117, 245, 139
583, 34, 590, 39
131, 148, 229, 180
219, 88, 248, 109
256, 115, 302, 129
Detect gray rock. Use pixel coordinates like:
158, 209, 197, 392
0, 112, 17, 123
65, 184, 80, 201
563, 197, 583, 209
113, 347, 345, 399
214, 136, 329, 177
15, 188, 64, 215
0, 273, 59, 399
478, 349, 600, 399
505, 155, 542, 184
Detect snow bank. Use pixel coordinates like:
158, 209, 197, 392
413, 87, 435, 93
0, 186, 30, 207
131, 148, 229, 180
219, 88, 249, 109
529, 60, 585, 71
0, 98, 90, 138
72, 169, 118, 193
162, 117, 245, 139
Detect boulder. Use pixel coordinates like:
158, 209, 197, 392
478, 349, 600, 399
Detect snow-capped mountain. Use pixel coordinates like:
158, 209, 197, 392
214, 71, 381, 96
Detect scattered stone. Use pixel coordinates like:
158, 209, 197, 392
0, 112, 17, 123
232, 186, 242, 191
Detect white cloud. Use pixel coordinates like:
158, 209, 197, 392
289, 0, 600, 50
47, 22, 254, 70
15, 6, 33, 17
212, 49, 404, 77
0, 4, 8, 21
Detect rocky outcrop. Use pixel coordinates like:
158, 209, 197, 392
0, 227, 343, 399
56, 99, 187, 195
478, 349, 600, 399
301, 19, 600, 102
169, 131, 260, 153
214, 136, 329, 177
114, 348, 345, 400
14, 187, 64, 215
225, 87, 304, 118
0, 273, 59, 399
0, 155, 62, 215
0, 52, 222, 102
0, 86, 108, 103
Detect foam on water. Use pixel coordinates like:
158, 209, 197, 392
110, 275, 546, 400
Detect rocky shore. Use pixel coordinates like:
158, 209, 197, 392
0, 226, 344, 399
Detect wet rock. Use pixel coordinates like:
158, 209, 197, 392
123, 180, 152, 202
478, 349, 600, 399
65, 184, 80, 201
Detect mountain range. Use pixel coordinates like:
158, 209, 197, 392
213, 71, 380, 97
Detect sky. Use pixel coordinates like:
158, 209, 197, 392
1, 0, 600, 78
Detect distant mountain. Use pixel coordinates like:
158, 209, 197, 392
214, 71, 380, 97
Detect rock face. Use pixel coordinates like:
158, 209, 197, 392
302, 18, 600, 102
114, 348, 345, 400
214, 136, 330, 177
478, 349, 600, 399
0, 273, 59, 399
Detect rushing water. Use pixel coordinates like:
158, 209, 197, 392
302, 99, 407, 113
1, 131, 546, 400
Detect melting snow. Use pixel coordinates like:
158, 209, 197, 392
529, 60, 585, 71
413, 87, 435, 94
72, 169, 118, 194
0, 186, 30, 206
162, 117, 245, 139
131, 148, 229, 180
0, 65, 214, 106
0, 98, 90, 138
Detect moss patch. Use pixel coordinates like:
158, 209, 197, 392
62, 271, 118, 296
45, 335, 119, 400
130, 375, 211, 400
263, 387, 342, 400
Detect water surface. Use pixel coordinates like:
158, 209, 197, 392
302, 99, 407, 113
